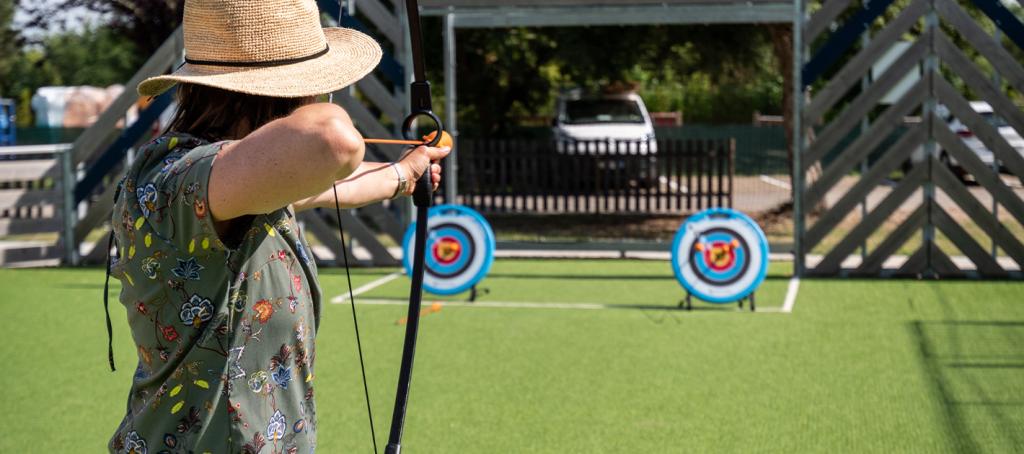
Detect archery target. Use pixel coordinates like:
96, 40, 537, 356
403, 204, 496, 295
671, 208, 768, 303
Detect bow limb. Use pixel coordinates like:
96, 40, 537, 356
385, 1, 442, 453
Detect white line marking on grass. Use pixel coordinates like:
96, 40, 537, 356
781, 277, 800, 313
352, 298, 793, 314
355, 298, 612, 310
330, 272, 403, 304
759, 175, 792, 190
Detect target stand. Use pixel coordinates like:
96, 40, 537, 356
467, 285, 490, 302
402, 204, 496, 300
670, 208, 769, 312
680, 291, 756, 312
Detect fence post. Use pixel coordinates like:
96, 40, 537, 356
728, 138, 736, 208
443, 12, 459, 205
59, 148, 79, 266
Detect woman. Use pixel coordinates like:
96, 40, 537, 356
106, 0, 448, 451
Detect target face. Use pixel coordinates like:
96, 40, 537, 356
403, 204, 496, 295
671, 208, 768, 303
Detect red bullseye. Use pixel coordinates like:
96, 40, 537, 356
702, 240, 739, 271
432, 236, 462, 265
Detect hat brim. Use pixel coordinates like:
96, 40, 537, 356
138, 28, 382, 98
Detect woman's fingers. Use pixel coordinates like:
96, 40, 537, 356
404, 148, 448, 174
426, 146, 451, 161
398, 146, 449, 196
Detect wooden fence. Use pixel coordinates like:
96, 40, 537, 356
0, 144, 74, 267
453, 138, 734, 214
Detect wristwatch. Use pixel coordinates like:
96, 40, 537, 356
390, 162, 408, 199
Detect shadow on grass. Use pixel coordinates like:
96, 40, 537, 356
908, 285, 1024, 453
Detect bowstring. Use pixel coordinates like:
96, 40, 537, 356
334, 178, 379, 454
333, 2, 378, 452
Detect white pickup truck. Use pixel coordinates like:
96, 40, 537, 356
552, 92, 658, 155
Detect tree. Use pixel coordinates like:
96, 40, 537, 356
41, 25, 141, 87
0, 0, 22, 98
22, 0, 183, 55
427, 23, 785, 136
0, 22, 141, 127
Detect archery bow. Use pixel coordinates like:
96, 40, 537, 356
384, 2, 442, 452
333, 1, 442, 453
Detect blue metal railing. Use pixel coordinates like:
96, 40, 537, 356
0, 99, 15, 146
802, 0, 897, 88
74, 89, 176, 204
971, 0, 1024, 52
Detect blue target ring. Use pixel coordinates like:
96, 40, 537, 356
403, 204, 496, 295
671, 208, 768, 303
423, 224, 474, 278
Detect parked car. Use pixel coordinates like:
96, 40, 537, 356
909, 101, 1024, 176
552, 92, 659, 186
553, 91, 658, 154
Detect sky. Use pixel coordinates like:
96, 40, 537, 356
13, 1, 109, 41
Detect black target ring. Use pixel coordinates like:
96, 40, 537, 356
688, 227, 751, 287
425, 222, 475, 279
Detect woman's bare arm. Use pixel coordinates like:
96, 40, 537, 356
293, 146, 449, 211
207, 103, 365, 222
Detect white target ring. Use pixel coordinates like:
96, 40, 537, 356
671, 208, 769, 303
402, 204, 496, 295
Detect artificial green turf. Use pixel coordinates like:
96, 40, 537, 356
1, 261, 1022, 453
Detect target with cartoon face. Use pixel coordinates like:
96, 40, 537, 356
402, 204, 496, 295
671, 208, 768, 303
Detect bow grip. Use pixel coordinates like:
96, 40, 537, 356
412, 167, 432, 207
400, 107, 444, 208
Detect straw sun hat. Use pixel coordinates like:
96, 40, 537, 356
138, 0, 382, 98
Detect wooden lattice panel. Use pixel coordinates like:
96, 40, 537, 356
798, 0, 1024, 278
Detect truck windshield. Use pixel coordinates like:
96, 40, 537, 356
564, 99, 645, 125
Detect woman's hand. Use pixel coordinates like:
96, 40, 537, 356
398, 145, 451, 195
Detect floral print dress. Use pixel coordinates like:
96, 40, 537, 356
108, 134, 321, 453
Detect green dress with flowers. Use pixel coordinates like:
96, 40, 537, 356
108, 134, 321, 453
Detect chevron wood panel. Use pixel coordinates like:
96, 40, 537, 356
804, 0, 930, 122
304, 1, 408, 268
804, 84, 927, 207
804, 124, 928, 250
798, 0, 1024, 278
805, 0, 859, 43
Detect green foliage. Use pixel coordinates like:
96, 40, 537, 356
21, 0, 183, 55
40, 25, 141, 87
16, 89, 33, 127
429, 23, 786, 136
0, 24, 141, 128
0, 0, 21, 99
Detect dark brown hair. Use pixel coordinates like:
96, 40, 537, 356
166, 83, 317, 142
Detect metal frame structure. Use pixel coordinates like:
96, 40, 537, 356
413, 0, 792, 207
